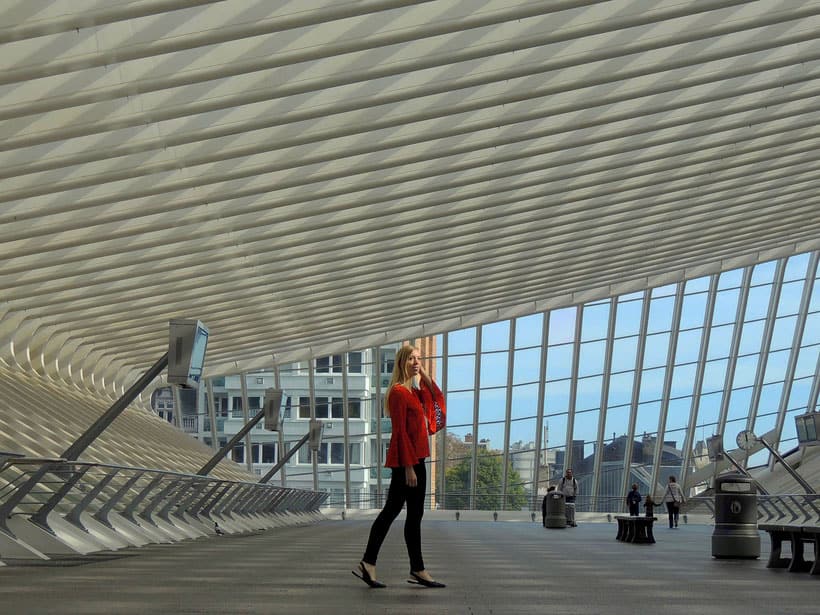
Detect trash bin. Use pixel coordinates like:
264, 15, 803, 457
711, 473, 760, 559
544, 492, 566, 529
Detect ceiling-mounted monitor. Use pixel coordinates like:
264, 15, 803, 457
168, 319, 209, 388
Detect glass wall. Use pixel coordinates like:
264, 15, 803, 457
202, 251, 819, 510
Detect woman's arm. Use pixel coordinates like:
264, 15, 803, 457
418, 366, 446, 434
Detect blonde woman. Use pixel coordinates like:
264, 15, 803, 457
352, 345, 447, 589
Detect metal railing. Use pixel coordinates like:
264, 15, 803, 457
0, 453, 327, 559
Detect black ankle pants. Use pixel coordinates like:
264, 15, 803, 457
363, 460, 426, 572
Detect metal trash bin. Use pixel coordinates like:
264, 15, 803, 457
544, 492, 566, 529
711, 473, 760, 559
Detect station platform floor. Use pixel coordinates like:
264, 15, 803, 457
1, 516, 816, 614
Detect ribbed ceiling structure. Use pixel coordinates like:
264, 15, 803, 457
1, 0, 820, 397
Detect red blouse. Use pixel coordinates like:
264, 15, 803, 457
384, 380, 446, 468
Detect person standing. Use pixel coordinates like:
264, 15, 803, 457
626, 483, 642, 516
662, 475, 685, 528
352, 345, 447, 589
560, 468, 579, 527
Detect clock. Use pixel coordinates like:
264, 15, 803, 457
736, 430, 757, 451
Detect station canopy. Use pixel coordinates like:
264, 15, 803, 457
1, 1, 819, 395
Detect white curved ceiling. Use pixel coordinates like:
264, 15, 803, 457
1, 0, 819, 396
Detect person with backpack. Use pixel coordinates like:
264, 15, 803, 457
560, 468, 579, 527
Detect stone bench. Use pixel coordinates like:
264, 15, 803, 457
615, 515, 657, 544
759, 523, 820, 575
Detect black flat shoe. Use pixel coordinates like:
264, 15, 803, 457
407, 571, 446, 588
352, 562, 386, 588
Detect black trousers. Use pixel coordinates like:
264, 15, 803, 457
666, 502, 680, 527
363, 460, 426, 572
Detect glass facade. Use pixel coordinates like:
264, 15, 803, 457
196, 251, 818, 511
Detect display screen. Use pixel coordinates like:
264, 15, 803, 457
188, 326, 208, 382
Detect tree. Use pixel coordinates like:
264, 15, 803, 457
442, 448, 527, 510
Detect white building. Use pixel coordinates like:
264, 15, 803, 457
166, 347, 403, 508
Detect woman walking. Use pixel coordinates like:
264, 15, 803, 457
662, 475, 685, 528
352, 345, 447, 589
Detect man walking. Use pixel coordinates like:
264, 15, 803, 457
560, 468, 579, 527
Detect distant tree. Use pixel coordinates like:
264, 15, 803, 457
442, 448, 527, 510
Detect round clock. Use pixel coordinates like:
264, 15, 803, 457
736, 429, 757, 451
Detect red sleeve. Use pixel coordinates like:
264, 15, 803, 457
387, 387, 419, 468
420, 379, 446, 434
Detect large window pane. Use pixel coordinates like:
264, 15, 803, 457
576, 375, 603, 412
549, 307, 576, 345
511, 383, 539, 420
647, 296, 675, 334
608, 371, 635, 408
615, 298, 643, 337
777, 280, 805, 316
513, 347, 541, 384
515, 313, 543, 349
448, 328, 476, 355
702, 359, 729, 394
578, 340, 606, 377
447, 355, 475, 390
675, 329, 702, 365
581, 302, 610, 341
770, 316, 797, 351
480, 351, 508, 389
784, 253, 810, 281
643, 332, 671, 369
639, 367, 665, 403
544, 380, 571, 415
670, 363, 697, 398
706, 324, 734, 361
546, 344, 573, 381
738, 319, 765, 355
446, 390, 475, 435
745, 284, 773, 321
612, 336, 639, 370
482, 321, 510, 352
680, 292, 708, 330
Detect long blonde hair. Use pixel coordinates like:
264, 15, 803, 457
384, 345, 418, 418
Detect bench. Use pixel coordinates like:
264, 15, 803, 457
615, 515, 657, 544
758, 524, 820, 575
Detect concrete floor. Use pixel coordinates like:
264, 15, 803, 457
1, 518, 816, 614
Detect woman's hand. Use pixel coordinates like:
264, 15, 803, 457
405, 465, 417, 487
417, 364, 433, 390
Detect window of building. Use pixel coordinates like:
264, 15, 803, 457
349, 398, 362, 419
231, 396, 242, 410
249, 396, 261, 410
297, 442, 347, 464
348, 352, 363, 373
316, 355, 342, 373
298, 396, 311, 419
316, 352, 363, 373
262, 442, 276, 463
380, 350, 395, 374
316, 396, 330, 419
232, 443, 244, 463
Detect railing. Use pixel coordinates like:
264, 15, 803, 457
0, 453, 327, 559
321, 492, 820, 525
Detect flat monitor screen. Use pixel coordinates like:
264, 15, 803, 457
188, 326, 208, 383
168, 319, 209, 388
